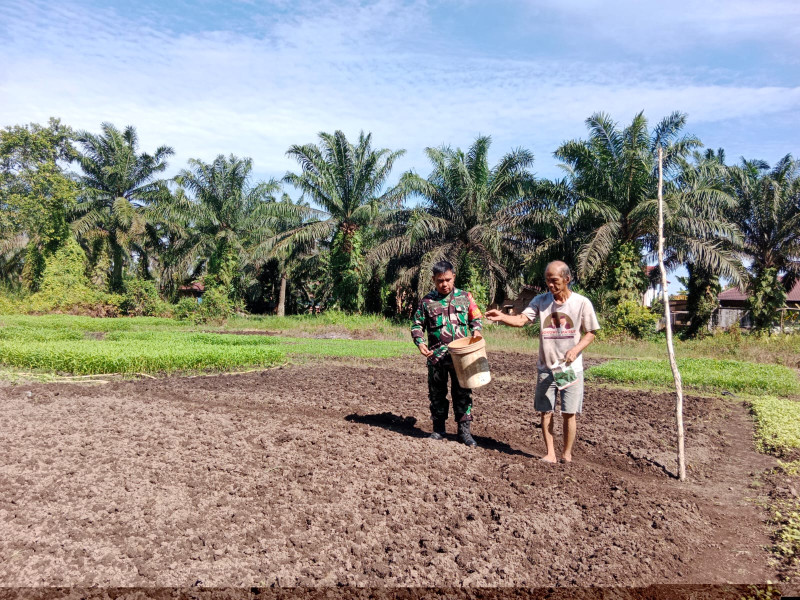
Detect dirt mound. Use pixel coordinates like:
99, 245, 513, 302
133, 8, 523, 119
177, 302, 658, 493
0, 353, 780, 588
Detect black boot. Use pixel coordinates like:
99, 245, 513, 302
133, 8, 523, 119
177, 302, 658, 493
429, 418, 446, 440
457, 420, 477, 447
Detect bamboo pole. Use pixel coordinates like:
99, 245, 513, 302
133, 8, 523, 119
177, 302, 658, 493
657, 146, 686, 481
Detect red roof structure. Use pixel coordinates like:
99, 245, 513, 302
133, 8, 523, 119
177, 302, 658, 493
178, 281, 205, 296
719, 279, 800, 303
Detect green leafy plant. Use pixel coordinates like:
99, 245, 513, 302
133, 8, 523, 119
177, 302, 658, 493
589, 358, 800, 396
27, 237, 123, 315
121, 277, 167, 317
603, 299, 660, 339
750, 396, 800, 456
748, 267, 786, 332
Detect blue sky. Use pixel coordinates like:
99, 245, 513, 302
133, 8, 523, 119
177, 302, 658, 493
1, 0, 798, 288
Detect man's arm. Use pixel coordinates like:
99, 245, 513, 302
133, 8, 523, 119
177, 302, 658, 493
564, 331, 596, 364
485, 309, 530, 328
410, 301, 434, 357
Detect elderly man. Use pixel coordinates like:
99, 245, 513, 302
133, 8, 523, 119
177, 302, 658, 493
485, 261, 600, 463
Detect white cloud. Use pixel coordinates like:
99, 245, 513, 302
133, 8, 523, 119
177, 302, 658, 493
0, 0, 798, 186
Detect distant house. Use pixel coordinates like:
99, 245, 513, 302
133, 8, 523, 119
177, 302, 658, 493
714, 279, 800, 329
178, 281, 205, 299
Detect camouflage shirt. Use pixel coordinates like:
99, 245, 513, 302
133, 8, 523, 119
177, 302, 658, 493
411, 288, 483, 364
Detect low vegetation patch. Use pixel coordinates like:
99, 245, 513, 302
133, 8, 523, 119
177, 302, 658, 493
749, 396, 800, 457
0, 314, 414, 375
588, 358, 800, 397
769, 498, 800, 586
0, 332, 286, 375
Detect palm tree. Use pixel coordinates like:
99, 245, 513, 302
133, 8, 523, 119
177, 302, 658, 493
72, 123, 174, 292
729, 155, 800, 330
667, 149, 742, 337
555, 111, 739, 301
245, 193, 321, 316
369, 135, 541, 305
166, 155, 282, 303
280, 130, 407, 311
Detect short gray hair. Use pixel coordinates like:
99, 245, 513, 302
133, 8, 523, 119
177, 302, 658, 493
545, 261, 572, 280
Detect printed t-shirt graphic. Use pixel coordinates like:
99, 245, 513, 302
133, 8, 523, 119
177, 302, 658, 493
542, 312, 575, 338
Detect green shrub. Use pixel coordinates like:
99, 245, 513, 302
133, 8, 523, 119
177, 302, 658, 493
23, 238, 123, 316
173, 297, 199, 321
195, 285, 233, 323
602, 299, 660, 339
121, 277, 167, 317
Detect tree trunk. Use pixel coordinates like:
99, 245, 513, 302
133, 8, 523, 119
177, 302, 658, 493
657, 147, 686, 481
111, 237, 124, 293
277, 271, 287, 317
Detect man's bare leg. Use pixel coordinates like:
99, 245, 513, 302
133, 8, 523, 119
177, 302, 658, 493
562, 413, 576, 462
540, 412, 557, 462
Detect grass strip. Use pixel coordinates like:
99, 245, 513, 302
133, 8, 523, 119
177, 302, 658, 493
0, 316, 416, 374
0, 334, 286, 375
588, 358, 800, 397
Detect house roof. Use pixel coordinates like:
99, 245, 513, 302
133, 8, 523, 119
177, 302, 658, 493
719, 279, 800, 302
179, 281, 205, 292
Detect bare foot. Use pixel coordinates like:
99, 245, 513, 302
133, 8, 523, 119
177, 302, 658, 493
560, 456, 572, 463
539, 455, 557, 464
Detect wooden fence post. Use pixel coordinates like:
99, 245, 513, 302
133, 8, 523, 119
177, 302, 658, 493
657, 146, 686, 481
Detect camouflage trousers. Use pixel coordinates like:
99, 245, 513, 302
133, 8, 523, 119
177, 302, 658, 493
428, 354, 473, 422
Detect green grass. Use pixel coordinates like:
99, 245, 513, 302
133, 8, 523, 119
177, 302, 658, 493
221, 311, 408, 340
0, 333, 285, 375
750, 396, 800, 456
0, 314, 414, 375
588, 358, 800, 397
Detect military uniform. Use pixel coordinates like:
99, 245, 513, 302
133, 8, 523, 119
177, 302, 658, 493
411, 288, 483, 431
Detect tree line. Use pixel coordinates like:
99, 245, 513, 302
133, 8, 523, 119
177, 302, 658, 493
0, 113, 798, 335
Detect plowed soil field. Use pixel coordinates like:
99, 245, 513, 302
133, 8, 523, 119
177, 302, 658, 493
0, 352, 782, 589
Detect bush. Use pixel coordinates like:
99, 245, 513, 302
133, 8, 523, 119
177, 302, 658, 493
26, 238, 123, 316
195, 285, 233, 323
602, 299, 660, 339
173, 297, 199, 321
121, 278, 168, 317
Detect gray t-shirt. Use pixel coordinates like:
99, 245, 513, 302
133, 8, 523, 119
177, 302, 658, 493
522, 291, 600, 372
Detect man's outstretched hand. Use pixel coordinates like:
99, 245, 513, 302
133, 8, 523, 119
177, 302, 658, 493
484, 309, 502, 321
418, 343, 434, 358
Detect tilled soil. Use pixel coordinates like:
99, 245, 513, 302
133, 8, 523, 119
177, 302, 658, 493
0, 352, 781, 588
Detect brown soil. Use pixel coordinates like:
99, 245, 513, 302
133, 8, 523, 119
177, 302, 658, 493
0, 352, 783, 589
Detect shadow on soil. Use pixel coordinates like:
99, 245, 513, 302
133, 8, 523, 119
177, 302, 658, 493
345, 412, 535, 458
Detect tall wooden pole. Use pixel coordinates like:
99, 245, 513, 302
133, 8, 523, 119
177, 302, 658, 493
657, 147, 686, 481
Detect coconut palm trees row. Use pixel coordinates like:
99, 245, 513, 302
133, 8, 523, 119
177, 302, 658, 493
1, 115, 797, 331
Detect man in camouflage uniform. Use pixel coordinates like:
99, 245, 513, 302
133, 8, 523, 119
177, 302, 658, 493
411, 261, 483, 447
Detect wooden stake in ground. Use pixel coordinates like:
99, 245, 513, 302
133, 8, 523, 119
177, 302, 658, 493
657, 146, 687, 481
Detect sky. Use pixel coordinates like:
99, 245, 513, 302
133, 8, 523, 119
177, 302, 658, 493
1, 0, 799, 288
